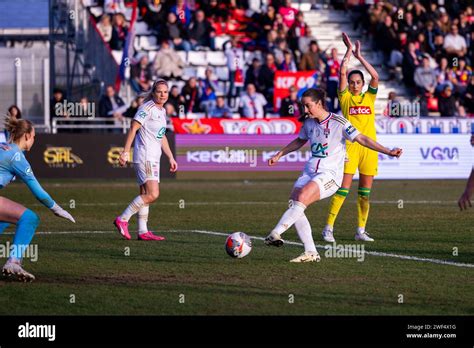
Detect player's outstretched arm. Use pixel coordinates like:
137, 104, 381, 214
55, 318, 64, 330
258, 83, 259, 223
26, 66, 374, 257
119, 120, 141, 166
162, 134, 178, 172
268, 137, 307, 166
458, 169, 474, 211
354, 134, 402, 158
339, 32, 353, 92
353, 40, 379, 89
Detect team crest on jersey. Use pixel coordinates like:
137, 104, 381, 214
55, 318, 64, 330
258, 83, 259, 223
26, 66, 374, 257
137, 110, 147, 119
25, 167, 33, 176
349, 106, 372, 115
311, 143, 328, 158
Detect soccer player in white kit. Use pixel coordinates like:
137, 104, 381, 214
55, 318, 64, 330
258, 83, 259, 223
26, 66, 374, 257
113, 79, 178, 240
265, 88, 402, 262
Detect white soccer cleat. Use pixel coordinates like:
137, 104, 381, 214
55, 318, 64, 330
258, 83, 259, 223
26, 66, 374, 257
290, 251, 321, 263
322, 226, 336, 243
2, 260, 35, 282
355, 231, 374, 242
264, 231, 284, 247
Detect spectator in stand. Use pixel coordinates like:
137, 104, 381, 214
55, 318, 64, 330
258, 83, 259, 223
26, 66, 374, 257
7, 105, 22, 120
272, 13, 288, 36
278, 0, 298, 29
225, 37, 245, 102
262, 5, 276, 36
209, 96, 232, 118
245, 58, 261, 89
188, 10, 215, 50
452, 58, 472, 94
300, 40, 323, 72
279, 86, 301, 118
443, 24, 467, 59
99, 85, 126, 118
400, 12, 419, 41
463, 75, 474, 115
402, 42, 421, 89
416, 33, 429, 53
50, 88, 66, 119
279, 50, 297, 72
163, 12, 191, 52
258, 53, 277, 108
414, 55, 437, 116
153, 40, 185, 80
273, 39, 289, 66
435, 57, 455, 94
170, 0, 192, 27
468, 31, 474, 64
424, 20, 441, 55
199, 67, 219, 114
325, 48, 341, 112
167, 85, 186, 117
298, 26, 316, 55
438, 85, 464, 116
140, 0, 167, 30
438, 9, 451, 34
239, 83, 267, 119
97, 14, 112, 43
130, 53, 153, 93
288, 11, 307, 54
110, 13, 128, 51
123, 95, 145, 118
375, 15, 398, 63
182, 77, 201, 113
432, 34, 446, 62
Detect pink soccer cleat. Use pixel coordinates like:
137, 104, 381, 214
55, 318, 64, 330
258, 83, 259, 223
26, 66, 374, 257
137, 231, 166, 241
114, 216, 131, 240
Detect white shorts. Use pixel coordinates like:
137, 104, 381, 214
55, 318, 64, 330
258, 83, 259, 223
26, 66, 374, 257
134, 161, 160, 185
293, 170, 341, 200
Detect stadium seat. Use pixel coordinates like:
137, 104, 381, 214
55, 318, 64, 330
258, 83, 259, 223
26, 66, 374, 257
196, 66, 207, 79
215, 35, 231, 51
206, 51, 227, 66
139, 36, 158, 50
177, 51, 187, 65
89, 6, 103, 18
187, 51, 207, 66
215, 67, 229, 80
134, 21, 151, 35
183, 67, 197, 79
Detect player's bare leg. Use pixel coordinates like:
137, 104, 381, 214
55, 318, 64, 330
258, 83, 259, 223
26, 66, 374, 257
356, 174, 374, 241
137, 181, 165, 241
323, 173, 354, 242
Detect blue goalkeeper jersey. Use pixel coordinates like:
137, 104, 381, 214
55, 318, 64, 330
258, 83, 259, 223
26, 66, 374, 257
0, 143, 55, 208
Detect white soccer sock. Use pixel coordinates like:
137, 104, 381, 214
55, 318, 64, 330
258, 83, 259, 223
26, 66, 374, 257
295, 214, 317, 253
138, 205, 149, 234
120, 196, 146, 222
272, 201, 307, 236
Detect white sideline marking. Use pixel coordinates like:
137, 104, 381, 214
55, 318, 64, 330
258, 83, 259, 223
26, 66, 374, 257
5, 229, 472, 269
30, 200, 458, 207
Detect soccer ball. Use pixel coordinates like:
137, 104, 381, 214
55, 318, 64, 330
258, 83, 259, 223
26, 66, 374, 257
225, 232, 252, 258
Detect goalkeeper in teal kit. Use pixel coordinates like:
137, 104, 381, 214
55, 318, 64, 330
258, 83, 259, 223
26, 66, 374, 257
0, 117, 75, 282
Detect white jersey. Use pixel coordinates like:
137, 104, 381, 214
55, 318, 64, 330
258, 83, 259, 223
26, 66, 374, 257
132, 100, 167, 163
298, 113, 360, 181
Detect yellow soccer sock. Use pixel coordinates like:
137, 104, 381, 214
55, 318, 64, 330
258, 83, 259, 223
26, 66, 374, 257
326, 188, 349, 228
357, 187, 371, 229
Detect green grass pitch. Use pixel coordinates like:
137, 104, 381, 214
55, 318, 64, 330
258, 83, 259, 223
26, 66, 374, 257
0, 179, 473, 315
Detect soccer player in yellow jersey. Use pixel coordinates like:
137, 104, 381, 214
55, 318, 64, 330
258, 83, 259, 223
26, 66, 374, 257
322, 33, 379, 242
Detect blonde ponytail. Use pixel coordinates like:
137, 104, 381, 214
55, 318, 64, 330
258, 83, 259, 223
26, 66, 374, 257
4, 116, 33, 142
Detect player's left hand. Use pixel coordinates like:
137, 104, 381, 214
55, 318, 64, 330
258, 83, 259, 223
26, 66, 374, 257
268, 152, 282, 166
458, 190, 472, 211
388, 148, 403, 158
50, 203, 76, 223
354, 40, 362, 59
169, 158, 178, 172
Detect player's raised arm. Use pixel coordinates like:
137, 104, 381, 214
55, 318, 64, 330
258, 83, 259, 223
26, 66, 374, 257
268, 137, 307, 166
339, 32, 353, 92
354, 133, 402, 157
353, 40, 379, 89
119, 120, 142, 167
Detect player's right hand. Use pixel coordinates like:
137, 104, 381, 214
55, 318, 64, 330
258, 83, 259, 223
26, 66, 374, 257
268, 152, 282, 166
388, 148, 403, 158
119, 151, 129, 167
50, 203, 76, 223
458, 190, 472, 211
